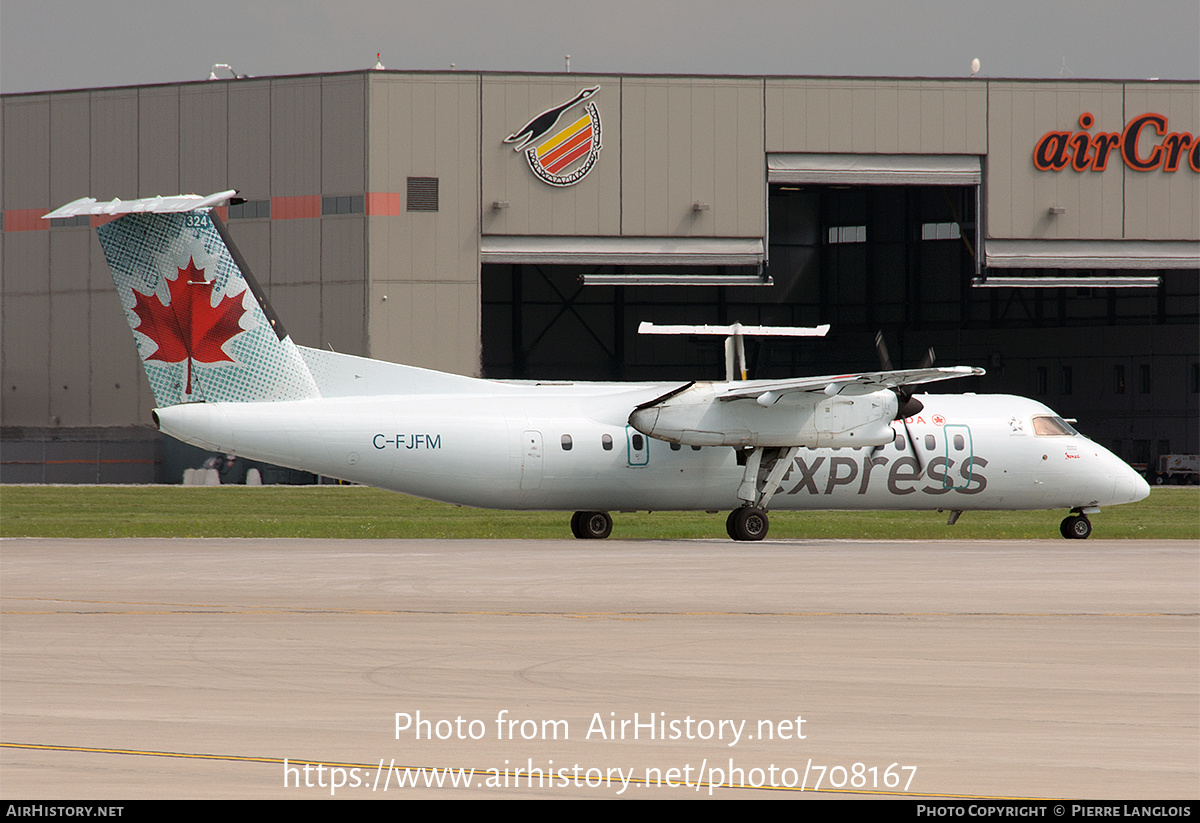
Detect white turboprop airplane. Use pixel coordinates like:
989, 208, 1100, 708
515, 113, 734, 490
44, 191, 1150, 541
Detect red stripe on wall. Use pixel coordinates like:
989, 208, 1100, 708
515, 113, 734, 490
4, 209, 49, 231
365, 192, 403, 216
271, 195, 322, 219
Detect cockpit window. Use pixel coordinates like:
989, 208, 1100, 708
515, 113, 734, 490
1032, 415, 1078, 436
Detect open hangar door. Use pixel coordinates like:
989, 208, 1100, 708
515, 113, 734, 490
480, 263, 833, 382
766, 152, 982, 375
768, 154, 1197, 468
479, 151, 1195, 470
480, 154, 985, 383
479, 237, 824, 382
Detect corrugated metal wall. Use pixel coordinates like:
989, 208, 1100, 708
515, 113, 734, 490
2, 75, 375, 436
2, 71, 1196, 454
367, 73, 480, 373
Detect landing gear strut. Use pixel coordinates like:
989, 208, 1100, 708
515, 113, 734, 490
1060, 512, 1092, 540
724, 445, 799, 541
571, 510, 612, 539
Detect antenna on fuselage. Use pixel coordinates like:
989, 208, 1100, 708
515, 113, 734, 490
637, 321, 830, 381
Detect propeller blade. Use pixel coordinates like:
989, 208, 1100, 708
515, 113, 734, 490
897, 394, 925, 419
877, 330, 930, 420
874, 331, 893, 371
904, 418, 926, 475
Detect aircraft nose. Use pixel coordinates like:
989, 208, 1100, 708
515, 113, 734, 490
1113, 461, 1151, 504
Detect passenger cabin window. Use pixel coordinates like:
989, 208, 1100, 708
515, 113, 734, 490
953, 434, 965, 450
561, 434, 573, 451
601, 434, 613, 451
1032, 416, 1077, 436
631, 434, 645, 450
924, 434, 936, 450
670, 442, 681, 451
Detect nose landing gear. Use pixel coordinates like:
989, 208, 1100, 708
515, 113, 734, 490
1060, 512, 1092, 539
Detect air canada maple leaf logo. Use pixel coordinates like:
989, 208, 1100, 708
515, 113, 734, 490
131, 258, 247, 395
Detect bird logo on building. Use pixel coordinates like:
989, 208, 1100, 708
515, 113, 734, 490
504, 86, 602, 187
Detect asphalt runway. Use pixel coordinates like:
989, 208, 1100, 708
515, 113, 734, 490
1, 537, 1196, 799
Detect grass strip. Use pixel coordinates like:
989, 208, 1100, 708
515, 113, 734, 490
2, 485, 1195, 541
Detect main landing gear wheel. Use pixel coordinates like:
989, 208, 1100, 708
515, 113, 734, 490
1060, 513, 1092, 540
728, 506, 769, 542
725, 509, 739, 540
571, 510, 612, 539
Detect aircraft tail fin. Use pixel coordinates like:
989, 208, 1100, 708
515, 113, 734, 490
45, 192, 320, 407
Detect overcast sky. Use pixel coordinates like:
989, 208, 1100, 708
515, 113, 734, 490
2, 0, 1198, 94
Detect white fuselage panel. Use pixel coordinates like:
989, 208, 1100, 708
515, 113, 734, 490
155, 390, 1148, 513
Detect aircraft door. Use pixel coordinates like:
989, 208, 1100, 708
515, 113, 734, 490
626, 426, 649, 467
942, 424, 973, 489
521, 430, 543, 490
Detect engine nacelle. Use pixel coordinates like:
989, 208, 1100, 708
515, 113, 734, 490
628, 383, 899, 448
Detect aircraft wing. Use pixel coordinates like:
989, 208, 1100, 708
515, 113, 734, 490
717, 366, 984, 404
629, 366, 985, 448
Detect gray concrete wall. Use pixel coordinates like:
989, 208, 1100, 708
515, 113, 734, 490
2, 71, 1196, 443
765, 77, 988, 154
621, 76, 764, 238
366, 73, 480, 374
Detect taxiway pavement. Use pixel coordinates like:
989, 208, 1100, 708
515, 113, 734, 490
1, 538, 1196, 798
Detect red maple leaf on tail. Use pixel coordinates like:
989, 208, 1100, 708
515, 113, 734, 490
131, 258, 247, 395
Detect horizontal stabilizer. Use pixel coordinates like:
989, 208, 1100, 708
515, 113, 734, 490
43, 190, 237, 219
638, 321, 830, 338
639, 320, 831, 381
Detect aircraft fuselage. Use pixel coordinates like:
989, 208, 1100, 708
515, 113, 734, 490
45, 191, 1150, 541
155, 386, 1146, 515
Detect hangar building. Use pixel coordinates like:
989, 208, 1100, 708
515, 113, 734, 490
1, 70, 1197, 482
